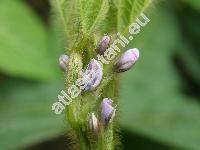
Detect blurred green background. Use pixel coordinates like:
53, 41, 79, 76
0, 0, 200, 149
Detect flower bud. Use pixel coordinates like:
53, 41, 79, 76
114, 48, 139, 73
83, 59, 103, 91
101, 98, 116, 124
98, 35, 111, 55
89, 113, 99, 133
59, 54, 69, 71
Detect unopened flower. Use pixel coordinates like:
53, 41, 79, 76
59, 54, 69, 71
101, 98, 116, 124
98, 35, 111, 55
83, 59, 103, 91
114, 48, 139, 73
89, 113, 99, 133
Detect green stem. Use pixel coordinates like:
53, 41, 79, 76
78, 130, 89, 150
97, 124, 114, 150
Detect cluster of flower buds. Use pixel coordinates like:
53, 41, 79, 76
59, 53, 103, 91
59, 54, 69, 71
58, 36, 140, 142
89, 98, 116, 133
96, 35, 139, 73
59, 42, 139, 92
97, 35, 111, 55
114, 48, 140, 73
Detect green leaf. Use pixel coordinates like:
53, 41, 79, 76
0, 1, 58, 80
177, 41, 200, 85
0, 80, 66, 150
51, 0, 73, 47
101, 0, 118, 34
52, 0, 110, 49
118, 0, 152, 32
78, 0, 110, 33
182, 0, 200, 11
120, 5, 200, 150
51, 0, 83, 50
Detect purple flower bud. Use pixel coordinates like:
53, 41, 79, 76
114, 48, 139, 73
83, 59, 103, 91
98, 35, 111, 55
89, 113, 99, 133
59, 54, 69, 71
101, 98, 116, 124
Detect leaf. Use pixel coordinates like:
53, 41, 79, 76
101, 0, 118, 34
52, 0, 110, 49
0, 1, 58, 80
182, 0, 200, 11
51, 0, 83, 50
0, 80, 66, 150
177, 41, 200, 85
120, 5, 200, 150
118, 0, 152, 32
78, 0, 110, 34
51, 0, 74, 47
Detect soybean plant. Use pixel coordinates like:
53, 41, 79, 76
51, 0, 153, 149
